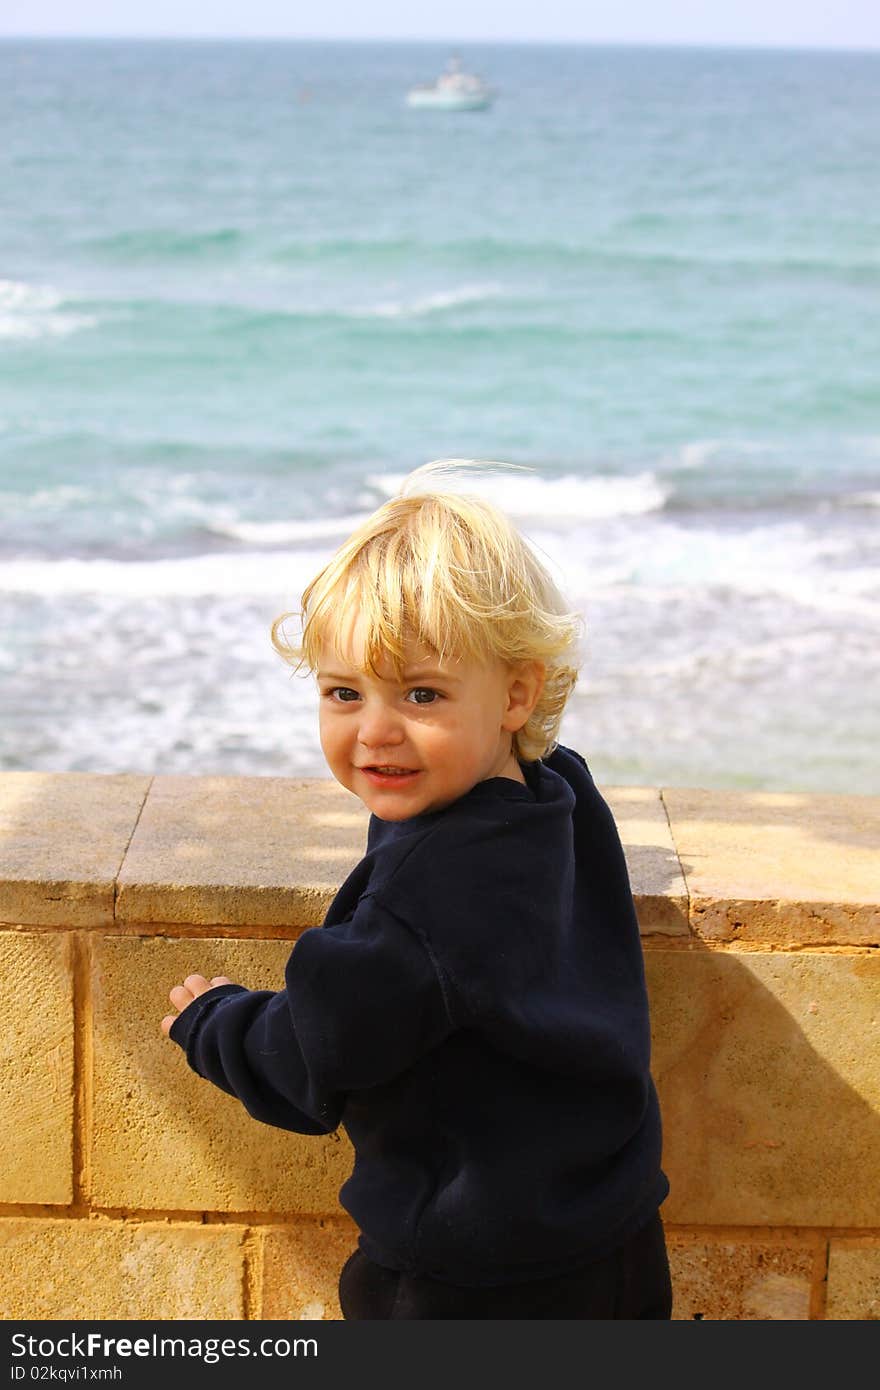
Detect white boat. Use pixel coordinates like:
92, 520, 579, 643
406, 56, 493, 111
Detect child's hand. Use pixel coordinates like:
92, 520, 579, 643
161, 973, 233, 1037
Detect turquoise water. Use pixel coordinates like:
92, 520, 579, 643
1, 40, 878, 791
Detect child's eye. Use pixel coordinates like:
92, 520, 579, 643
327, 687, 360, 703
406, 687, 441, 705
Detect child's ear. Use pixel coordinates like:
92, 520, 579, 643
502, 661, 546, 733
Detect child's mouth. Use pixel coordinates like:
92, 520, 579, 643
360, 766, 421, 787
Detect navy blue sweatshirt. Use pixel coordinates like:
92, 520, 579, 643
170, 744, 668, 1286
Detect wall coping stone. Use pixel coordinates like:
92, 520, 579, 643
0, 772, 877, 944
0, 772, 151, 927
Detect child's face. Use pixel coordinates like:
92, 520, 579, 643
316, 628, 539, 821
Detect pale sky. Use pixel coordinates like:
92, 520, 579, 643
2, 0, 879, 49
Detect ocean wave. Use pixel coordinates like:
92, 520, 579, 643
0, 550, 317, 599
369, 467, 669, 521
269, 234, 880, 281
2, 509, 877, 626
0, 278, 97, 341
4, 525, 876, 629
358, 283, 504, 319
233, 284, 513, 326
558, 516, 880, 621
200, 469, 669, 544
652, 436, 880, 513
206, 513, 370, 545
236, 285, 515, 327
59, 290, 521, 335
82, 227, 245, 261
0, 483, 93, 511
664, 438, 787, 472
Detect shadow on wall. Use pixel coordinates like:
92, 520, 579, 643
621, 832, 879, 1319
648, 940, 879, 1231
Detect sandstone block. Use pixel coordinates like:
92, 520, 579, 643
603, 786, 688, 935
826, 1241, 880, 1319
647, 947, 880, 1226
662, 786, 880, 944
261, 1217, 358, 1320
0, 772, 150, 927
0, 1217, 244, 1319
0, 931, 74, 1204
90, 936, 353, 1211
668, 1236, 814, 1319
116, 776, 368, 929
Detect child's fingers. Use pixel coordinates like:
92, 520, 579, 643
163, 974, 233, 1037
169, 973, 231, 1008
183, 973, 214, 996
169, 983, 195, 1012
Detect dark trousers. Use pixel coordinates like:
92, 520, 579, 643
338, 1210, 672, 1320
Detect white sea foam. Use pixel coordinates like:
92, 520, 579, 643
370, 467, 669, 521
206, 513, 370, 545
0, 280, 62, 313
0, 279, 96, 341
196, 470, 669, 551
3, 501, 876, 625
0, 550, 319, 600
360, 282, 503, 319
556, 515, 880, 620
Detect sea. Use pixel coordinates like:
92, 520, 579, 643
1, 39, 878, 793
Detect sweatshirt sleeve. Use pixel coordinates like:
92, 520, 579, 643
168, 894, 455, 1134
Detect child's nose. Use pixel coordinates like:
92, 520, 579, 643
356, 701, 405, 748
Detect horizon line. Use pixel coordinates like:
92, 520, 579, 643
1, 34, 880, 54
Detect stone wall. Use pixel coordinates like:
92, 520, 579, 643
1, 771, 878, 1320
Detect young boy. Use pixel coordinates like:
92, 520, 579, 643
162, 462, 672, 1319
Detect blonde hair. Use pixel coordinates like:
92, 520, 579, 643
271, 460, 583, 761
